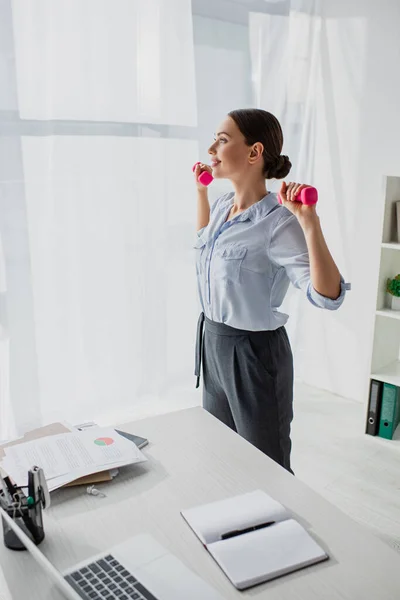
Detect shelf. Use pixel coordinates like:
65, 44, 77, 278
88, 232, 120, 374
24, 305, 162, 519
371, 360, 400, 387
381, 242, 400, 250
369, 177, 400, 447
376, 308, 400, 320
367, 426, 400, 448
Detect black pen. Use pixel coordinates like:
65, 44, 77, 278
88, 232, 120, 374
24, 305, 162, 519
221, 521, 275, 540
1, 475, 15, 503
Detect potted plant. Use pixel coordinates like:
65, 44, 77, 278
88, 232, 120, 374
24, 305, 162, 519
387, 275, 400, 310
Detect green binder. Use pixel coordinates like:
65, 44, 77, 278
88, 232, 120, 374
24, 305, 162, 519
378, 383, 400, 440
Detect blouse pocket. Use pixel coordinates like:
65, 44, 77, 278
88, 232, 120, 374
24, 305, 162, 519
215, 244, 247, 283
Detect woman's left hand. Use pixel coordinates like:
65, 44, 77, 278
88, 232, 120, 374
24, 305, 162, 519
278, 181, 317, 224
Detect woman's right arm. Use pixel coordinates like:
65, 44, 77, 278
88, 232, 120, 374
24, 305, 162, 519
197, 188, 210, 231
194, 163, 212, 231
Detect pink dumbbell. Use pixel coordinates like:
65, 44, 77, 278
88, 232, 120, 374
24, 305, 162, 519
193, 162, 214, 186
278, 186, 318, 206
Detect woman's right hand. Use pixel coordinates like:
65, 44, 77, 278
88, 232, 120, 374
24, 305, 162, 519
194, 163, 213, 191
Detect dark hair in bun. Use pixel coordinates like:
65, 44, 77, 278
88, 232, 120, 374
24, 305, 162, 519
268, 154, 292, 179
228, 108, 292, 179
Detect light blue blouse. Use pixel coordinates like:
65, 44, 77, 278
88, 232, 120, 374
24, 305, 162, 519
195, 192, 350, 331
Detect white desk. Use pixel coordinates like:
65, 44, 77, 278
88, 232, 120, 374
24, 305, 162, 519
1, 407, 400, 599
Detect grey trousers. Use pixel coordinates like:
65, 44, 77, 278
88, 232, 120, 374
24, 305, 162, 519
195, 314, 294, 473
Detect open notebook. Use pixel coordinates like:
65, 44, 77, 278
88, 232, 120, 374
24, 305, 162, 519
181, 490, 328, 590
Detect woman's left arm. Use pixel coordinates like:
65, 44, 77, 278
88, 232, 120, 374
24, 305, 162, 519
279, 181, 341, 300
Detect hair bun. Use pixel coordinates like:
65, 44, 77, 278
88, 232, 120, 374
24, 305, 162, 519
268, 155, 292, 180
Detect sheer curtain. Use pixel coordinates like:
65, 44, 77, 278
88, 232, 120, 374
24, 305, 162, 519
0, 0, 199, 437
249, 1, 358, 399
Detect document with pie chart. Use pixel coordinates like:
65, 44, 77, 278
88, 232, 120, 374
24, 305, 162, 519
2, 427, 147, 491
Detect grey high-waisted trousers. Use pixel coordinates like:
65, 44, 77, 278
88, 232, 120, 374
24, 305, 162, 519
195, 313, 294, 473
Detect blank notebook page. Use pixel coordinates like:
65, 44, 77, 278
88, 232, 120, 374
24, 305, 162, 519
209, 519, 328, 590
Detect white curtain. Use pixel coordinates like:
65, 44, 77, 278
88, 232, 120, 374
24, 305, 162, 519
11, 0, 197, 125
0, 0, 199, 436
249, 1, 358, 400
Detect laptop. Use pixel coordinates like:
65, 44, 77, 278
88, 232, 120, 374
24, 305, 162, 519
0, 507, 223, 600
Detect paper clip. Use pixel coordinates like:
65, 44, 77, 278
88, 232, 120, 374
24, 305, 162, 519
86, 485, 106, 498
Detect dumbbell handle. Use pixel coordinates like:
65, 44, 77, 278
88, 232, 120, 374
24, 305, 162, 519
278, 186, 318, 206
192, 162, 214, 187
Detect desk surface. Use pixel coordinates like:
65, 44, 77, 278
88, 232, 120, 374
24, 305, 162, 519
1, 406, 400, 600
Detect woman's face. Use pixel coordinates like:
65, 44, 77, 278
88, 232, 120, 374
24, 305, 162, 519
208, 116, 258, 180
208, 117, 251, 179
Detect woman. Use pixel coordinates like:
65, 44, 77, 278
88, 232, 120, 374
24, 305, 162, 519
193, 108, 349, 474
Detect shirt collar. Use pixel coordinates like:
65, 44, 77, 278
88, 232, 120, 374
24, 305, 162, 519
220, 192, 280, 223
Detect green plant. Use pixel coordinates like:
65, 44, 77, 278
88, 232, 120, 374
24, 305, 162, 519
387, 275, 400, 297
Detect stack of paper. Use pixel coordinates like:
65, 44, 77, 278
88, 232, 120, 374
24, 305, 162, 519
1, 427, 147, 492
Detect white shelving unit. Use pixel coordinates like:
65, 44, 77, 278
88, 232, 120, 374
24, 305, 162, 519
368, 176, 400, 445
381, 242, 400, 251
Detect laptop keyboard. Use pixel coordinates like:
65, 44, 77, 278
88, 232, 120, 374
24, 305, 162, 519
65, 554, 158, 600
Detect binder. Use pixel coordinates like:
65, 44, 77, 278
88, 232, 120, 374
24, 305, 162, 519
378, 383, 400, 440
366, 379, 383, 435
